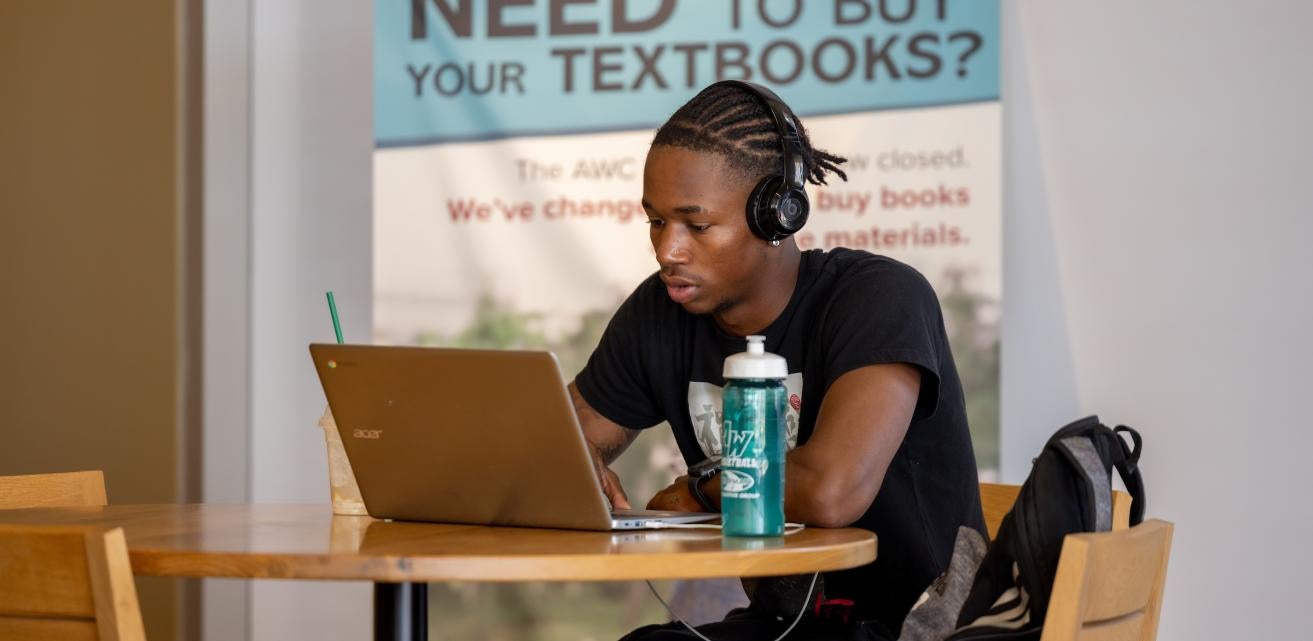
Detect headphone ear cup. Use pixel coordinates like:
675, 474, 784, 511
746, 175, 809, 242
746, 174, 784, 241
774, 188, 810, 235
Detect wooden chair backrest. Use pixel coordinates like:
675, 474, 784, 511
0, 524, 147, 641
980, 482, 1133, 539
979, 482, 1021, 539
1040, 519, 1173, 641
0, 471, 108, 509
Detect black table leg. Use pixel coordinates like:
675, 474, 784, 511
374, 582, 428, 641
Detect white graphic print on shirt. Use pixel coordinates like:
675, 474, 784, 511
687, 373, 803, 459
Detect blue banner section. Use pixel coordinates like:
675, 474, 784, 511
376, 0, 999, 147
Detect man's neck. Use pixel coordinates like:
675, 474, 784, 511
713, 245, 803, 337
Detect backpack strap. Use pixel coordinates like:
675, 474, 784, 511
1055, 436, 1114, 532
1110, 425, 1146, 525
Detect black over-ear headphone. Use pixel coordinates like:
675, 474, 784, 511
710, 80, 810, 244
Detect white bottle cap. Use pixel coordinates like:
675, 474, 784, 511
723, 335, 788, 380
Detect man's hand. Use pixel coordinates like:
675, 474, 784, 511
646, 476, 709, 512
590, 447, 631, 510
569, 380, 639, 512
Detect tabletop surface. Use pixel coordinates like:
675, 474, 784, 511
0, 504, 876, 582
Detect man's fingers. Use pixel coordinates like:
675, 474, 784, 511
604, 469, 632, 510
589, 448, 631, 510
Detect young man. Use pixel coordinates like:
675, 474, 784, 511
570, 81, 985, 639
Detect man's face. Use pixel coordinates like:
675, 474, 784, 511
641, 146, 770, 316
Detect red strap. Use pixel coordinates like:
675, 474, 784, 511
815, 598, 855, 623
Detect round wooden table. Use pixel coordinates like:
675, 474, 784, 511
0, 504, 876, 640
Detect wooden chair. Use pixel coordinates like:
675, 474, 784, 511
0, 470, 107, 509
1040, 519, 1173, 641
980, 482, 1133, 539
0, 524, 147, 641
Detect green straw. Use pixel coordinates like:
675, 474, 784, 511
326, 291, 344, 344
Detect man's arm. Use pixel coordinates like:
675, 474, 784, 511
569, 380, 640, 510
648, 363, 920, 527
782, 362, 920, 526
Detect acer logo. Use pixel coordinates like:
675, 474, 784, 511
352, 429, 383, 440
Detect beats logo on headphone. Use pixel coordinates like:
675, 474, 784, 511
711, 80, 810, 245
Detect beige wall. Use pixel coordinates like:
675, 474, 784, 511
0, 2, 194, 639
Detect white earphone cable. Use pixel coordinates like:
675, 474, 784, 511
644, 571, 820, 641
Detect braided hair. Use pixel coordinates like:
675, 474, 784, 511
651, 83, 848, 186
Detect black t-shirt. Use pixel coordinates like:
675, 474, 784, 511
575, 248, 985, 633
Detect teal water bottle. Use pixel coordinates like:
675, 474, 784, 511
721, 335, 787, 537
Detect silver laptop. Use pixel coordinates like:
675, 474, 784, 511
309, 343, 717, 531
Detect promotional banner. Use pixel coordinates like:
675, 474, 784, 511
375, 1, 998, 632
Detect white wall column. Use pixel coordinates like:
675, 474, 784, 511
204, 1, 375, 639
1000, 3, 1313, 638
